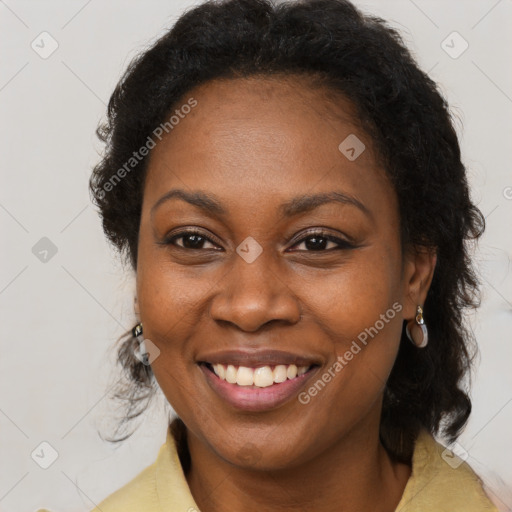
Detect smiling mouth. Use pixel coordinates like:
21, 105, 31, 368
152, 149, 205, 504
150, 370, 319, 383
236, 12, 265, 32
200, 362, 318, 388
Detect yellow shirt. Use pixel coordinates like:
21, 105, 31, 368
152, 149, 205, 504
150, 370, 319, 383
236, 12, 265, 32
39, 423, 499, 511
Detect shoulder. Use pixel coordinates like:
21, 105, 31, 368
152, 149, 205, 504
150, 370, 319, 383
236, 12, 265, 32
34, 460, 159, 512
37, 421, 198, 512
36, 441, 163, 512
396, 429, 500, 511
89, 459, 160, 512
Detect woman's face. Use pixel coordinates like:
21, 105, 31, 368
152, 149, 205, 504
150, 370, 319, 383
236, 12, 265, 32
136, 76, 426, 469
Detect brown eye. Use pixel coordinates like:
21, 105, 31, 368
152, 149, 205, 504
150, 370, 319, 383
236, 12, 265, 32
165, 230, 220, 250
289, 230, 355, 252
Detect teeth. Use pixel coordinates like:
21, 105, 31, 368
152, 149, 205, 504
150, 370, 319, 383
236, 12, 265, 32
214, 363, 226, 380
226, 364, 237, 384
273, 364, 288, 383
210, 363, 310, 387
236, 366, 254, 386
254, 366, 274, 387
286, 364, 297, 379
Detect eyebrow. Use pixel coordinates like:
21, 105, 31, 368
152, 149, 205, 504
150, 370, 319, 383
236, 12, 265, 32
151, 188, 372, 220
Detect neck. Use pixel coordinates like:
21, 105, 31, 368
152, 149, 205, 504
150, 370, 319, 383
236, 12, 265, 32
183, 414, 411, 512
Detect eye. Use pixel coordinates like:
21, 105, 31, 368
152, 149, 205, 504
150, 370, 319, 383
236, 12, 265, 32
164, 229, 221, 250
162, 228, 355, 252
288, 230, 355, 252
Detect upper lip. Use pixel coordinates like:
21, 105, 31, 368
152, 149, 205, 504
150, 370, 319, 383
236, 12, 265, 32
197, 349, 322, 367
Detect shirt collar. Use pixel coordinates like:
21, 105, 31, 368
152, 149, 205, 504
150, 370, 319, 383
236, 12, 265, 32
155, 420, 498, 511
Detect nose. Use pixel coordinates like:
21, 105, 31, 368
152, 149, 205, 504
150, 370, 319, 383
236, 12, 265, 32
209, 251, 302, 332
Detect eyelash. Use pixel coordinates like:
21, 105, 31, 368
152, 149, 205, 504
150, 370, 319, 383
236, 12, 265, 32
163, 228, 355, 252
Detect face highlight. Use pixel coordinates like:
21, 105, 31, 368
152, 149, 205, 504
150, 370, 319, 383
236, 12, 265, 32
136, 76, 414, 470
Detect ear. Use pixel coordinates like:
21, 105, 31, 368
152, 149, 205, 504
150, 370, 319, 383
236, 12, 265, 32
401, 245, 437, 320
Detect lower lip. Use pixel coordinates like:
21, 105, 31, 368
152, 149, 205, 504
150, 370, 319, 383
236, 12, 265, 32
199, 364, 319, 412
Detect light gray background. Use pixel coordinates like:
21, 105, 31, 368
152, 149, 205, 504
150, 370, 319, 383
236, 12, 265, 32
1, 0, 511, 510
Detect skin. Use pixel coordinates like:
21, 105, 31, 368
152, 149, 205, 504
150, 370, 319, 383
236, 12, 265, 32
135, 75, 437, 512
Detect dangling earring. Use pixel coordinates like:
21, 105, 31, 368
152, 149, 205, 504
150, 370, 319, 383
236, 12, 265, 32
132, 322, 143, 339
405, 305, 428, 348
132, 322, 149, 365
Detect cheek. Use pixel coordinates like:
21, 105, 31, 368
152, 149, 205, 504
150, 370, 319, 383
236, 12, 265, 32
138, 267, 207, 334
135, 236, 211, 408
300, 247, 403, 343
298, 246, 404, 405
136, 230, 214, 346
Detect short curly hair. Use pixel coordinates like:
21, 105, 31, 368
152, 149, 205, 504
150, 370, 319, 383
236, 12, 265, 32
90, 0, 484, 463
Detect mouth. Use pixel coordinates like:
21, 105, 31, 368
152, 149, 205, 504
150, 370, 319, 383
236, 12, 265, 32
200, 361, 316, 387
197, 360, 321, 412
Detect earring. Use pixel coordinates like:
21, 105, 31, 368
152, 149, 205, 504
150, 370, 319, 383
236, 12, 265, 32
132, 322, 149, 365
132, 322, 143, 339
405, 305, 428, 348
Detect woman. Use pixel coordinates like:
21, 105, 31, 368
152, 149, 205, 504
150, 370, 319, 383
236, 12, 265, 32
43, 0, 501, 510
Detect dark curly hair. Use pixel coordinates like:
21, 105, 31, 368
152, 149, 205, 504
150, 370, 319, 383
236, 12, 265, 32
90, 0, 485, 464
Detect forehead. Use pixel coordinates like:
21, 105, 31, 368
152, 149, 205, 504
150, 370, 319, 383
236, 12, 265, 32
143, 75, 395, 221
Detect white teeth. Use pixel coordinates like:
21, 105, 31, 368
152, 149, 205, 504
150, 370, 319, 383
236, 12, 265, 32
210, 363, 310, 387
273, 365, 288, 383
254, 366, 274, 387
213, 364, 226, 380
236, 366, 254, 386
286, 364, 297, 379
226, 364, 237, 384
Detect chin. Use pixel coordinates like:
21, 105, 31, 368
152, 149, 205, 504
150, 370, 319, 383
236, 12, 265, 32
209, 430, 308, 471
